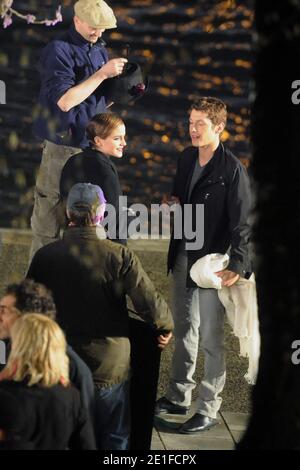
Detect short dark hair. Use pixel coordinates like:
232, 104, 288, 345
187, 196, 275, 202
5, 280, 56, 320
190, 96, 227, 127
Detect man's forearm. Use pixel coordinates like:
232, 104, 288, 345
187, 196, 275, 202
57, 69, 107, 112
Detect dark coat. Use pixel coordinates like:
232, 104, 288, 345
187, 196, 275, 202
27, 226, 174, 388
168, 144, 252, 287
67, 345, 95, 417
0, 380, 96, 450
60, 147, 126, 244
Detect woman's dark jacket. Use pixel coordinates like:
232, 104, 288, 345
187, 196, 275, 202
60, 147, 126, 244
0, 380, 96, 450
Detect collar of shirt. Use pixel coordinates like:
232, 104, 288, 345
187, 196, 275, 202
68, 24, 106, 51
63, 225, 107, 241
87, 146, 118, 170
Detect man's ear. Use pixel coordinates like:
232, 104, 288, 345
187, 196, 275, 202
215, 122, 225, 135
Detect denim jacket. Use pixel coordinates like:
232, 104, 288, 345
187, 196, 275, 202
33, 25, 108, 148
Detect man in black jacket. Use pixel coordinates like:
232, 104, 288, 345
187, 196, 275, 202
155, 97, 252, 433
27, 183, 173, 450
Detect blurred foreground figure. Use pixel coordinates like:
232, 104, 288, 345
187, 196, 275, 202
0, 279, 95, 417
0, 314, 96, 450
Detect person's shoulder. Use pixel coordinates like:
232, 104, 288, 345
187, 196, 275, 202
99, 240, 134, 266
38, 239, 63, 252
222, 145, 250, 186
70, 148, 111, 164
67, 345, 91, 376
223, 145, 247, 170
32, 240, 64, 263
177, 146, 197, 165
181, 146, 197, 157
92, 149, 115, 166
42, 33, 73, 58
100, 239, 127, 256
116, 243, 143, 269
63, 150, 85, 169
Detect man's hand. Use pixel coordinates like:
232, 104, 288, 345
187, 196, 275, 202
161, 194, 180, 206
57, 58, 128, 112
157, 331, 173, 350
98, 58, 128, 79
161, 195, 180, 215
215, 269, 239, 287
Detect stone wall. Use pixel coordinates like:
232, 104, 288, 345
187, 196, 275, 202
0, 0, 253, 228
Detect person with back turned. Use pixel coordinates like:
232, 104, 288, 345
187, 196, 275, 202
27, 182, 174, 450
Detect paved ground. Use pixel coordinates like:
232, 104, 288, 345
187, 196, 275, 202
151, 404, 249, 450
0, 229, 252, 450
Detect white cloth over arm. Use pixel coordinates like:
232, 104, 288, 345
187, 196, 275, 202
190, 253, 260, 385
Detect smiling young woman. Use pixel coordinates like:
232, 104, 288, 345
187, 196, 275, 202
60, 113, 129, 244
86, 113, 127, 158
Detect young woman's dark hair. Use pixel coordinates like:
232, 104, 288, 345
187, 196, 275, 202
86, 113, 124, 146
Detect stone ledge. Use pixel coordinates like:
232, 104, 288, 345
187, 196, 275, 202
0, 229, 169, 252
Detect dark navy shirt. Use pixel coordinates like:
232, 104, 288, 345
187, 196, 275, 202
33, 25, 109, 148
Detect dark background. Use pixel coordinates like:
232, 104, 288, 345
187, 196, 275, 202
0, 0, 253, 228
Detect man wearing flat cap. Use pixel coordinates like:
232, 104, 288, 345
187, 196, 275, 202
30, 0, 128, 263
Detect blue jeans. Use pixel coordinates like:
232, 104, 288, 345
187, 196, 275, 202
94, 380, 130, 450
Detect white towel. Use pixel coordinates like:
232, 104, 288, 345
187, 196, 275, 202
190, 253, 230, 290
190, 253, 260, 385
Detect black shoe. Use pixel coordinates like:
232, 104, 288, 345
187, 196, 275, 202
155, 397, 190, 415
179, 413, 218, 433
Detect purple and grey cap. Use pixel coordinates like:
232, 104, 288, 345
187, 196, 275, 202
66, 183, 106, 224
